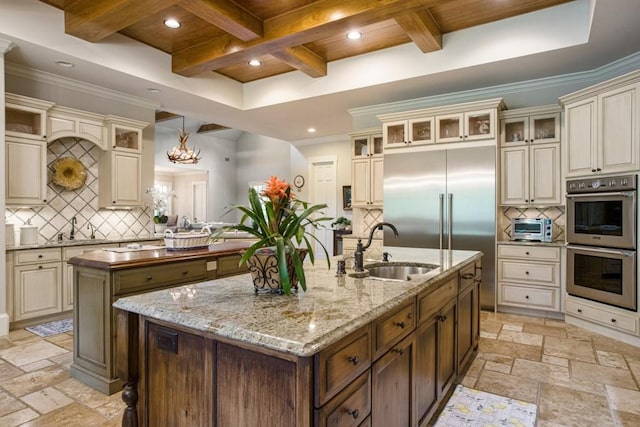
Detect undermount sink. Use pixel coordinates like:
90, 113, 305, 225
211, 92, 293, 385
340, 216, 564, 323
364, 262, 439, 281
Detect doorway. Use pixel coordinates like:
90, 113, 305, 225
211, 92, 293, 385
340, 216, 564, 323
308, 156, 337, 258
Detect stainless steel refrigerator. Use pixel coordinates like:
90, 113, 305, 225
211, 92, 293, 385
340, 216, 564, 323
383, 146, 496, 309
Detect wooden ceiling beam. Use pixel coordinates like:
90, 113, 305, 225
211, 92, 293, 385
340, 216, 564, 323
155, 111, 181, 123
64, 0, 181, 42
395, 9, 442, 53
197, 123, 230, 133
172, 0, 437, 76
179, 0, 263, 42
271, 46, 327, 78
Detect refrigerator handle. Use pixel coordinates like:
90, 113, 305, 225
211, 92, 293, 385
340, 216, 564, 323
439, 193, 444, 250
448, 193, 453, 250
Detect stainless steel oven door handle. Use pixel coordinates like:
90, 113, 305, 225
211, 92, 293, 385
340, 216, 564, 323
566, 191, 635, 199
567, 244, 635, 257
439, 193, 444, 250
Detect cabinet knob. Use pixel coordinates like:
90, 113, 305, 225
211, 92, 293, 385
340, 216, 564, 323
596, 168, 602, 172
347, 355, 360, 365
462, 273, 474, 280
347, 409, 360, 419
391, 348, 405, 356
38, 265, 43, 269
394, 321, 406, 329
525, 295, 530, 299
146, 276, 153, 280
577, 308, 583, 313
592, 169, 596, 173
43, 199, 47, 203
38, 255, 43, 258
611, 318, 617, 323
525, 199, 529, 203
525, 252, 530, 255
438, 315, 447, 322
182, 271, 188, 275
525, 271, 529, 275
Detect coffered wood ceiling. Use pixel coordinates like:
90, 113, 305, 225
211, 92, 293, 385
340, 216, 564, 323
39, 0, 571, 83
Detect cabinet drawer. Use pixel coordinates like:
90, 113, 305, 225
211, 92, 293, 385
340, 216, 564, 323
459, 262, 476, 291
498, 259, 559, 287
315, 326, 371, 407
216, 254, 248, 278
499, 283, 559, 311
498, 244, 560, 261
114, 260, 207, 295
15, 248, 61, 265
418, 275, 457, 323
566, 299, 639, 335
373, 301, 415, 358
315, 371, 371, 427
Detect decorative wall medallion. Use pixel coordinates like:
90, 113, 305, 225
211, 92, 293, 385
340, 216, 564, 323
51, 157, 87, 190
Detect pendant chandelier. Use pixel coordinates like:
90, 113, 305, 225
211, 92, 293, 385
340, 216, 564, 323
167, 116, 201, 164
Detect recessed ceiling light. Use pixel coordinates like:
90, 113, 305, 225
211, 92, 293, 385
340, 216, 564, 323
248, 59, 262, 67
163, 18, 181, 29
307, 127, 317, 133
55, 60, 75, 68
346, 31, 362, 40
147, 88, 161, 93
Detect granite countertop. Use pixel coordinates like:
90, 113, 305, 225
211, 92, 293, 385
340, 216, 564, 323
113, 247, 481, 357
67, 240, 252, 270
497, 240, 566, 247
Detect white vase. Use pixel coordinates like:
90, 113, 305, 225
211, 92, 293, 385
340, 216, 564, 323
155, 224, 168, 233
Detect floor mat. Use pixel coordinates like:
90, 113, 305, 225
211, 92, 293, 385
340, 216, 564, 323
25, 318, 73, 337
434, 384, 537, 427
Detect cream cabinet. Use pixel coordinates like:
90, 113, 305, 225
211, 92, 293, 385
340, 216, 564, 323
560, 72, 639, 177
435, 108, 497, 143
5, 93, 53, 140
351, 131, 383, 158
500, 108, 561, 146
500, 143, 561, 206
99, 152, 142, 207
13, 248, 63, 321
351, 157, 383, 208
497, 244, 561, 313
106, 115, 145, 153
48, 106, 105, 148
383, 116, 434, 149
378, 98, 505, 150
5, 136, 48, 206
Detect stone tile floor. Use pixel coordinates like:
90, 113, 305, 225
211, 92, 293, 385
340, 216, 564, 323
0, 311, 638, 426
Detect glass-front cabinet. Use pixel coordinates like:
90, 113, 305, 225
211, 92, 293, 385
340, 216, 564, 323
383, 117, 434, 149
501, 109, 561, 146
351, 131, 383, 158
106, 116, 147, 154
436, 109, 496, 143
5, 94, 54, 140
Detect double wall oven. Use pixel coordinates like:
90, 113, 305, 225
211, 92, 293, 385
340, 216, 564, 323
566, 175, 637, 311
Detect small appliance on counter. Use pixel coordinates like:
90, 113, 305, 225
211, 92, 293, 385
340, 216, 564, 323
511, 218, 553, 242
19, 220, 39, 245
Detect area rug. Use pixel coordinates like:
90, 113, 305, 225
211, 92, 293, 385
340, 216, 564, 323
434, 385, 537, 427
25, 318, 73, 337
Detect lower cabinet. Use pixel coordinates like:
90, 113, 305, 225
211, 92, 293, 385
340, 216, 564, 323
457, 261, 481, 372
14, 262, 62, 321
372, 334, 416, 426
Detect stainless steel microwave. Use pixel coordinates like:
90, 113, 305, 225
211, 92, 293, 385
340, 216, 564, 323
511, 218, 553, 242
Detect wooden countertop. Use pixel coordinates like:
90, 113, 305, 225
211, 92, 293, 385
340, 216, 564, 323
113, 247, 481, 356
68, 241, 252, 270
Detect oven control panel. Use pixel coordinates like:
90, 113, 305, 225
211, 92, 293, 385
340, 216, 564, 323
566, 174, 637, 193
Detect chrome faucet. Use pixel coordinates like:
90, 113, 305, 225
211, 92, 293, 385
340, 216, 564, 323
69, 215, 77, 240
87, 222, 96, 239
354, 222, 399, 272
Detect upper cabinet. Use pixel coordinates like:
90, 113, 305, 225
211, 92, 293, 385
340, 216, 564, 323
5, 93, 54, 140
48, 106, 106, 149
5, 136, 48, 206
500, 109, 560, 146
106, 115, 146, 154
351, 132, 383, 158
560, 71, 640, 177
379, 98, 505, 150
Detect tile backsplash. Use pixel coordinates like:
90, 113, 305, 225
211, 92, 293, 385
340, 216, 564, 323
5, 137, 152, 245
499, 206, 565, 242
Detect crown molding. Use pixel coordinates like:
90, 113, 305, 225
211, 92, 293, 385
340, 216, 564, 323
291, 133, 348, 147
0, 38, 15, 54
5, 62, 159, 110
348, 51, 640, 119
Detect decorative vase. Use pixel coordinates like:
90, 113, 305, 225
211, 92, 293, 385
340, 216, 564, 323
246, 247, 308, 294
154, 224, 168, 233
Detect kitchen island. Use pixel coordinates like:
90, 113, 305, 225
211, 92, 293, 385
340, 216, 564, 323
67, 240, 252, 395
113, 247, 482, 427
